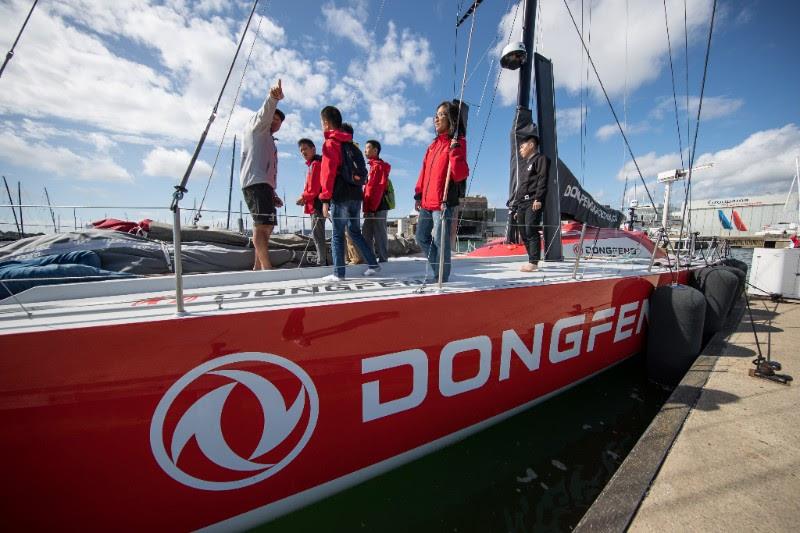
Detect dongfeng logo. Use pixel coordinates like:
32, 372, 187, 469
150, 352, 318, 491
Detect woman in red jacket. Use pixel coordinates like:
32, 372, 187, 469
414, 101, 469, 282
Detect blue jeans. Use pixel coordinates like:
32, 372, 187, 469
415, 207, 453, 282
330, 200, 378, 278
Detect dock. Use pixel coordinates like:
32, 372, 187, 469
576, 295, 799, 531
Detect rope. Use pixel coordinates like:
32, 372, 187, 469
663, 0, 685, 169
676, 0, 718, 277
171, 0, 261, 211
0, 0, 39, 80
561, 0, 661, 226
453, 0, 478, 134
455, 0, 521, 238
619, 0, 630, 211
195, 16, 264, 223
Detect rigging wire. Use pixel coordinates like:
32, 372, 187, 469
620, 0, 631, 211
467, 0, 514, 95
676, 0, 718, 267
579, 0, 593, 187
561, 0, 661, 225
0, 0, 39, 81
195, 16, 264, 224
683, 0, 692, 239
453, 0, 465, 97
663, 0, 685, 169
579, 0, 585, 186
171, 0, 261, 211
453, 0, 479, 134
457, 0, 486, 27
456, 0, 522, 238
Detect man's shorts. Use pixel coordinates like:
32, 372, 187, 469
242, 183, 278, 226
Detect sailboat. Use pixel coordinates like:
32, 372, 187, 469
755, 156, 800, 236
0, 1, 701, 530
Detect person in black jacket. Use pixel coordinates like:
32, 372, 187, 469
513, 135, 549, 272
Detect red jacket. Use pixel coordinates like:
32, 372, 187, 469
415, 134, 469, 211
364, 157, 391, 213
319, 129, 352, 202
301, 155, 322, 214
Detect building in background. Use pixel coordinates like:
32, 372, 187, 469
679, 194, 799, 237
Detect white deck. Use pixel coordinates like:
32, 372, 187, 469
0, 255, 669, 334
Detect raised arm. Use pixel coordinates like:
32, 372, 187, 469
253, 79, 284, 130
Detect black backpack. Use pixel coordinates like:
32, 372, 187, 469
338, 142, 369, 187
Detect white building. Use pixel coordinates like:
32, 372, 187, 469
678, 194, 800, 237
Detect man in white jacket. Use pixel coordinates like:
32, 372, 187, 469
241, 79, 285, 269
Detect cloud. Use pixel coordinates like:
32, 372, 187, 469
0, 0, 442, 195
142, 147, 212, 179
321, 2, 371, 49
615, 124, 800, 199
0, 123, 132, 182
557, 107, 583, 136
332, 20, 437, 145
652, 95, 743, 121
596, 121, 650, 141
494, 0, 714, 106
0, 0, 325, 145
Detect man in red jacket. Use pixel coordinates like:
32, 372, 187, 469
362, 139, 391, 263
295, 138, 328, 266
318, 106, 379, 281
414, 101, 469, 283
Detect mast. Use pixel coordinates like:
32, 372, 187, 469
794, 156, 800, 224
227, 135, 236, 230
517, 0, 537, 109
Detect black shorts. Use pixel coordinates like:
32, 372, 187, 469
243, 183, 277, 226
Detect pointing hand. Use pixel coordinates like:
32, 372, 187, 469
270, 79, 284, 101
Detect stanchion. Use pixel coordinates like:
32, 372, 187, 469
171, 192, 186, 315
572, 223, 587, 279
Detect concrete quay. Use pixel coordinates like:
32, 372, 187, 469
576, 295, 800, 532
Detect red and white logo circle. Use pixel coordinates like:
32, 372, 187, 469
150, 352, 319, 491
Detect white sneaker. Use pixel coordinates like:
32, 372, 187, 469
322, 274, 345, 282
363, 266, 381, 277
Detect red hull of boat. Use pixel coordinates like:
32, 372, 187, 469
0, 271, 685, 530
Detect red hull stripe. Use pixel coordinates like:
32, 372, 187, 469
0, 271, 684, 530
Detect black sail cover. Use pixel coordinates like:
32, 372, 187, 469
556, 159, 623, 228
507, 54, 623, 249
